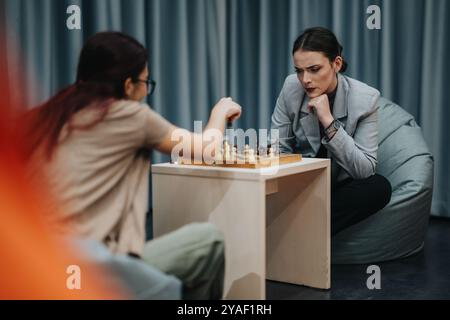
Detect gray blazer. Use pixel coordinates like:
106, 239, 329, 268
271, 73, 380, 185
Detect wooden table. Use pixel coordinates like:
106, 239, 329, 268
152, 158, 331, 299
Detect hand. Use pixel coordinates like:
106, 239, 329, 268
307, 94, 334, 128
212, 97, 242, 123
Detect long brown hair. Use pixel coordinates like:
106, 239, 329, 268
23, 31, 148, 160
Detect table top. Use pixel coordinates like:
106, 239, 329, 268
152, 157, 330, 181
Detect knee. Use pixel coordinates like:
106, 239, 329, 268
185, 223, 225, 255
189, 223, 224, 243
372, 174, 392, 209
188, 223, 225, 280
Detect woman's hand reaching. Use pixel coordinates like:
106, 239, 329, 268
212, 97, 242, 123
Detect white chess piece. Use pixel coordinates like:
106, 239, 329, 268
258, 146, 267, 158
224, 141, 230, 150
215, 150, 223, 164
232, 146, 237, 162
244, 144, 250, 162
269, 147, 275, 159
248, 148, 256, 163
224, 141, 231, 162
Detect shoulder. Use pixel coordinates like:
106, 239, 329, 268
279, 74, 306, 108
108, 100, 149, 117
111, 99, 170, 126
107, 99, 169, 124
344, 75, 380, 100
281, 74, 304, 95
109, 100, 171, 145
343, 75, 380, 114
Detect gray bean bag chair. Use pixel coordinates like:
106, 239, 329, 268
332, 97, 434, 264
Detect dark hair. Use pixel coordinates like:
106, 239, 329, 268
292, 27, 348, 73
23, 31, 148, 159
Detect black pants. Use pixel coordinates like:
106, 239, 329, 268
332, 174, 392, 236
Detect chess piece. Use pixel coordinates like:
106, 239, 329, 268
224, 141, 231, 162
224, 141, 230, 152
258, 146, 267, 158
248, 148, 256, 163
269, 147, 275, 159
243, 144, 250, 162
214, 150, 223, 164
232, 146, 237, 162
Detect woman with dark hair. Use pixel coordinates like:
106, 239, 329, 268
271, 27, 391, 236
24, 31, 241, 299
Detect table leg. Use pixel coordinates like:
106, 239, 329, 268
266, 167, 331, 289
152, 173, 267, 299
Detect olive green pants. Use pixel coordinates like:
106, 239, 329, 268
141, 223, 225, 300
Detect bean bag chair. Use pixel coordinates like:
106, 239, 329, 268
332, 97, 434, 264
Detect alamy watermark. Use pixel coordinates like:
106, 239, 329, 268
366, 265, 381, 290
66, 4, 381, 31
366, 5, 381, 30
66, 5, 81, 30
66, 265, 81, 290
170, 121, 282, 175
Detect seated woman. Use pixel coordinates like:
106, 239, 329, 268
271, 27, 391, 236
23, 31, 241, 299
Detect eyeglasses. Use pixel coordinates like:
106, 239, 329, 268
133, 78, 156, 96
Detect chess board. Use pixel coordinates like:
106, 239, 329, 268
179, 153, 302, 169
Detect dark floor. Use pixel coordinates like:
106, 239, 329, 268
267, 217, 450, 300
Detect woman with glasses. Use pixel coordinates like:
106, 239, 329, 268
23, 31, 241, 299
271, 27, 392, 237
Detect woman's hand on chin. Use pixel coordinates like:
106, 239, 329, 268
307, 94, 334, 128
